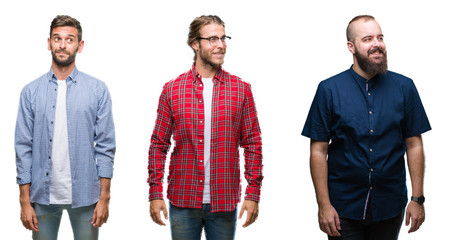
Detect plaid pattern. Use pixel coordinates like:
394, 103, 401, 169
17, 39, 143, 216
148, 64, 263, 212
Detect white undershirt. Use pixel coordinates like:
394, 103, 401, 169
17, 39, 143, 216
202, 78, 213, 204
49, 80, 72, 204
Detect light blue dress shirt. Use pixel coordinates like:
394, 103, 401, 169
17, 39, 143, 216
15, 67, 116, 208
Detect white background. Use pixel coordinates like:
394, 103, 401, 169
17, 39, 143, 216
1, 0, 451, 239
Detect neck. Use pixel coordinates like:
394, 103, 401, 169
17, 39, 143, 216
51, 61, 75, 80
195, 61, 219, 78
352, 59, 375, 81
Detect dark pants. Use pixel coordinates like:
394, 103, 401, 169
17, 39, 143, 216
328, 207, 404, 240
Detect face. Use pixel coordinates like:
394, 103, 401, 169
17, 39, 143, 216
192, 23, 227, 68
48, 26, 84, 67
348, 19, 387, 75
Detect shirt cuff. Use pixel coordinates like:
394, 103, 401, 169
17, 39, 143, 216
148, 185, 164, 201
97, 165, 114, 179
245, 186, 261, 203
16, 172, 31, 185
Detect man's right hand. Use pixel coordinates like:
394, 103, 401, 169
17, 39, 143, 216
318, 203, 341, 237
20, 202, 39, 232
149, 199, 168, 226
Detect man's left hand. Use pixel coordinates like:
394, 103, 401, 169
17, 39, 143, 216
239, 200, 259, 228
405, 201, 425, 233
91, 199, 109, 228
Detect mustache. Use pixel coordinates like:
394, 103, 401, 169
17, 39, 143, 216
368, 48, 385, 55
55, 50, 70, 54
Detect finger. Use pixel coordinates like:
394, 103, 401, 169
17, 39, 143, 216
405, 210, 410, 226
335, 214, 341, 231
32, 214, 39, 232
239, 204, 246, 219
242, 211, 252, 227
163, 206, 168, 220
91, 211, 97, 225
153, 210, 165, 226
328, 222, 341, 237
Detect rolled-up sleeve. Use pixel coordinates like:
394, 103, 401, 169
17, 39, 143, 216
94, 82, 116, 179
15, 88, 34, 185
240, 83, 263, 202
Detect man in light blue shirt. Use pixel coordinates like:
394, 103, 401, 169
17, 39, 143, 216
15, 15, 115, 240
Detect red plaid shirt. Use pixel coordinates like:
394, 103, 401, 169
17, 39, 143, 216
148, 64, 263, 212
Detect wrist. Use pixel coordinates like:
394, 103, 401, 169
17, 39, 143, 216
411, 195, 425, 205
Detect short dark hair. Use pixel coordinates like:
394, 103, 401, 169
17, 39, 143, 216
346, 15, 375, 42
50, 15, 82, 42
187, 15, 225, 61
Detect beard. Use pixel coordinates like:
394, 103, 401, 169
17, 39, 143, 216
51, 46, 78, 67
198, 45, 225, 69
355, 46, 388, 76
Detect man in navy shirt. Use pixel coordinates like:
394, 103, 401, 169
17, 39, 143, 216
302, 15, 430, 239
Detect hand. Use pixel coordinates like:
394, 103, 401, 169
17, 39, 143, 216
318, 203, 341, 237
239, 200, 259, 228
406, 201, 425, 233
20, 202, 39, 232
91, 199, 109, 227
150, 200, 168, 226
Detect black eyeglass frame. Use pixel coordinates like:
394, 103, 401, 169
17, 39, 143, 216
196, 36, 231, 45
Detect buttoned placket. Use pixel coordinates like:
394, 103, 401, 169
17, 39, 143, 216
363, 81, 375, 219
195, 74, 205, 203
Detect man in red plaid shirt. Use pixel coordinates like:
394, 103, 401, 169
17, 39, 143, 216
147, 15, 263, 240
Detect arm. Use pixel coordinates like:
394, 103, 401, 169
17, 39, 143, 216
19, 184, 39, 232
91, 84, 115, 228
239, 84, 263, 227
15, 88, 37, 231
91, 178, 111, 227
405, 135, 425, 233
94, 83, 116, 179
148, 86, 173, 226
310, 140, 341, 237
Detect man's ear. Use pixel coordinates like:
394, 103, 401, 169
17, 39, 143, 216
347, 41, 355, 54
77, 40, 85, 53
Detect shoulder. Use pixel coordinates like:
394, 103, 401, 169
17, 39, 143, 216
319, 69, 351, 87
20, 73, 49, 96
221, 69, 251, 89
76, 71, 108, 88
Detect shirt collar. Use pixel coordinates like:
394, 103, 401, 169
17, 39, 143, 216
349, 65, 380, 90
190, 63, 225, 84
47, 66, 79, 83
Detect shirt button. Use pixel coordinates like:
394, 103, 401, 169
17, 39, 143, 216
370, 129, 374, 133
370, 148, 373, 152
199, 140, 203, 143
370, 187, 373, 190
199, 100, 202, 103
370, 168, 374, 172
368, 93, 371, 96
50, 139, 52, 142
369, 111, 373, 114
199, 84, 202, 87
200, 120, 203, 124
200, 180, 203, 183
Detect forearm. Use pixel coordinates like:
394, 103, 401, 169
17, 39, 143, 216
19, 184, 32, 206
99, 178, 111, 203
406, 135, 425, 196
310, 140, 330, 207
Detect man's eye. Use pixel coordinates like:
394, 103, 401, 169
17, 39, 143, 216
209, 37, 219, 41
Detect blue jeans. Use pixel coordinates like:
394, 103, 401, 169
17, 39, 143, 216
169, 203, 237, 240
32, 203, 98, 240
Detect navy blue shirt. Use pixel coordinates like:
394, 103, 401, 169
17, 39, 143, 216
302, 67, 431, 221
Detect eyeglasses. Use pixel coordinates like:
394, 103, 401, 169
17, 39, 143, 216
197, 36, 231, 46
